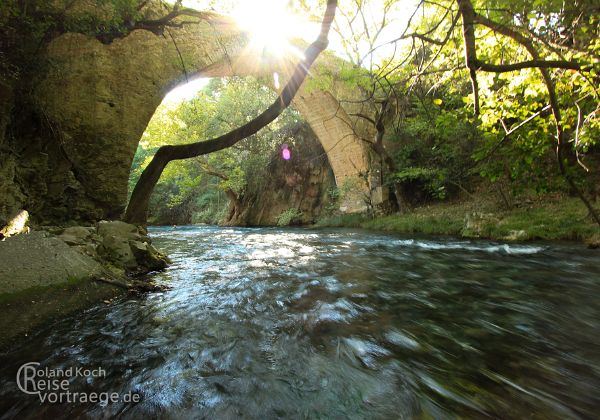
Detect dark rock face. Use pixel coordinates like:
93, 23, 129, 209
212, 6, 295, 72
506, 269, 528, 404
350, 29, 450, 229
227, 130, 336, 226
0, 98, 116, 226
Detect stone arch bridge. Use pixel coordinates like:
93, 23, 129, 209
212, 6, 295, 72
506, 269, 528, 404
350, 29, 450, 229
36, 13, 375, 221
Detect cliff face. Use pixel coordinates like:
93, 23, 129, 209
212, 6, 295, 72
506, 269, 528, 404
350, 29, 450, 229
0, 83, 22, 224
0, 82, 110, 225
227, 129, 336, 226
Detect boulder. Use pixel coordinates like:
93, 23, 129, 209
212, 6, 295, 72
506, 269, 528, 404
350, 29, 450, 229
0, 231, 104, 294
50, 220, 169, 276
98, 234, 137, 269
462, 212, 499, 238
97, 220, 142, 240
92, 220, 169, 274
129, 240, 170, 273
58, 225, 94, 246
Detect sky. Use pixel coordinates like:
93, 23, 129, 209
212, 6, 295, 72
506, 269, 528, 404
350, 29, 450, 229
164, 77, 211, 104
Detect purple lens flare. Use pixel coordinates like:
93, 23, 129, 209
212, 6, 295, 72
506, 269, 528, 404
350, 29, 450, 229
281, 144, 291, 160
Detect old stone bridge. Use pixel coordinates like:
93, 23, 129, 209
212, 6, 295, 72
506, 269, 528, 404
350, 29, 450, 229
34, 12, 375, 221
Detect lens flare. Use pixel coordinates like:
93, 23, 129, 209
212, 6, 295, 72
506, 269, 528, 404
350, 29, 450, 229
232, 0, 307, 57
282, 144, 291, 160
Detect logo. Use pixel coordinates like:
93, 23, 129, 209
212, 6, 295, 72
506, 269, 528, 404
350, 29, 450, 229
16, 362, 140, 406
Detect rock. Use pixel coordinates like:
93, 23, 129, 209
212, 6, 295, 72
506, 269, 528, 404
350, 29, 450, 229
94, 220, 167, 274
63, 225, 94, 237
98, 234, 137, 269
58, 226, 94, 246
97, 220, 141, 241
502, 230, 528, 241
0, 231, 104, 294
462, 212, 499, 238
0, 209, 30, 239
129, 240, 170, 272
89, 221, 168, 274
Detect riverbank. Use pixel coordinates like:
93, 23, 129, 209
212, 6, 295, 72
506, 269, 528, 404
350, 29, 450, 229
316, 195, 600, 246
0, 221, 170, 350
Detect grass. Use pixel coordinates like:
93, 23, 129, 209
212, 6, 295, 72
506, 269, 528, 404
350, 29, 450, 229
489, 199, 598, 241
315, 195, 600, 243
314, 213, 369, 228
363, 208, 464, 236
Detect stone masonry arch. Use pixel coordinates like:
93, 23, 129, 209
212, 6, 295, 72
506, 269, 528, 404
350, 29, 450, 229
36, 14, 371, 220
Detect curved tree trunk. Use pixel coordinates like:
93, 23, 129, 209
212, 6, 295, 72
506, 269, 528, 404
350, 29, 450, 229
124, 0, 338, 225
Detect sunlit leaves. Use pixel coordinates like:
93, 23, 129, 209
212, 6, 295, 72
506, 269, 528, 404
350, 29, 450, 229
130, 75, 305, 222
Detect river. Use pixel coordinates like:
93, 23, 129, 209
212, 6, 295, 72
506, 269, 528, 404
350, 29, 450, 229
1, 226, 600, 419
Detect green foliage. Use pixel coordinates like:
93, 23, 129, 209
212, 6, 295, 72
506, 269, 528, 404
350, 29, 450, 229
323, 186, 341, 215
393, 167, 447, 200
304, 61, 372, 94
315, 213, 368, 228
191, 190, 228, 225
389, 98, 478, 203
319, 195, 598, 242
130, 75, 306, 225
314, 0, 600, 215
276, 208, 303, 226
338, 177, 364, 198
362, 211, 464, 236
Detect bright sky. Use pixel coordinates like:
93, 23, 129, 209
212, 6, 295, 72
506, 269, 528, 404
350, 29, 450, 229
164, 77, 211, 104
165, 0, 417, 103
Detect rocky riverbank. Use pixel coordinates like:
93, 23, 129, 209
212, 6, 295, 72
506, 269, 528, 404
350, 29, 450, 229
0, 220, 170, 349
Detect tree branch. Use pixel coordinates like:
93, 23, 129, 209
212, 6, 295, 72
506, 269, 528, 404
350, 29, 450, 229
475, 59, 582, 72
456, 0, 600, 226
124, 0, 338, 224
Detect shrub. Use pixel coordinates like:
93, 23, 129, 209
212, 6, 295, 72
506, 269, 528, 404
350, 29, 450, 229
277, 208, 303, 226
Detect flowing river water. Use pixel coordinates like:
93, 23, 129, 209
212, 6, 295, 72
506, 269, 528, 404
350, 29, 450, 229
1, 226, 600, 419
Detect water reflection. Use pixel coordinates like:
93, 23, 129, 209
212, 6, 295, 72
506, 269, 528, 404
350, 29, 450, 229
1, 226, 599, 419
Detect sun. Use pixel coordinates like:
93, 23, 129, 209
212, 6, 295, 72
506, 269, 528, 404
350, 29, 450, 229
232, 0, 308, 57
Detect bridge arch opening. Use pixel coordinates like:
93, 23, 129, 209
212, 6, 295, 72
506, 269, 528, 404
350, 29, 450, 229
39, 14, 372, 222
129, 75, 341, 225
128, 56, 374, 223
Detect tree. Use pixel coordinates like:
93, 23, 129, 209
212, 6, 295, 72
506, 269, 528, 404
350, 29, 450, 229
454, 0, 600, 224
315, 0, 415, 211
324, 0, 599, 223
130, 76, 305, 225
124, 0, 338, 225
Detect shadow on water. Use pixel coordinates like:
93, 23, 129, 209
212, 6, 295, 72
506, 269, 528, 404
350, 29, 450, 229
1, 226, 600, 419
